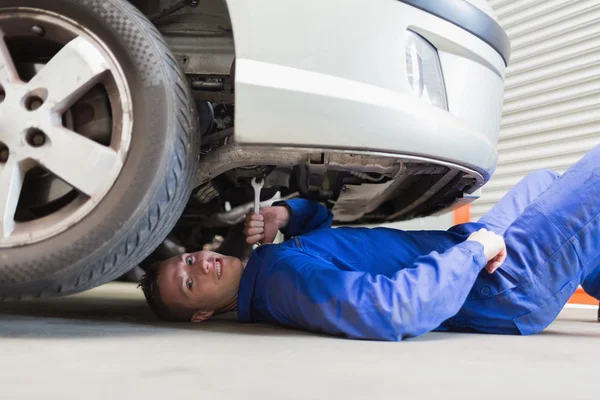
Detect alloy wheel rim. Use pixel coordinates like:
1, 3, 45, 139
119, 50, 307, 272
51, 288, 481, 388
0, 8, 133, 248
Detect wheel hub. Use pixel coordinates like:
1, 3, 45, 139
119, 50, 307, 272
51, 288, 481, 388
0, 9, 132, 248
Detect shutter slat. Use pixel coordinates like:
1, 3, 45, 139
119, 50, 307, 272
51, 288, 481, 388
501, 93, 600, 126
503, 81, 600, 114
501, 108, 600, 138
508, 37, 600, 76
490, 0, 542, 19
504, 64, 599, 102
510, 7, 600, 51
498, 122, 600, 150
505, 53, 599, 88
502, 0, 597, 33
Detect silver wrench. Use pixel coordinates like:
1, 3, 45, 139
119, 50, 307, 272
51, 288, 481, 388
251, 177, 264, 214
251, 177, 264, 248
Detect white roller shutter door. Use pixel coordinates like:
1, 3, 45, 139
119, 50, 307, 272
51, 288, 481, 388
472, 0, 600, 220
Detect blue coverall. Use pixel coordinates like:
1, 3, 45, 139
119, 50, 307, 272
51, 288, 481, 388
237, 145, 600, 341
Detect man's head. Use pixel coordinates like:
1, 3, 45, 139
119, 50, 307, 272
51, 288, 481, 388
139, 250, 245, 322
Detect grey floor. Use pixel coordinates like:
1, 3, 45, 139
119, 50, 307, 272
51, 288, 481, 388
0, 282, 597, 400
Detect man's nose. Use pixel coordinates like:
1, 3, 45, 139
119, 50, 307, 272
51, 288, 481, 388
199, 259, 210, 275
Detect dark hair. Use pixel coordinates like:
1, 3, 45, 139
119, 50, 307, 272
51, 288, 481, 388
138, 261, 193, 322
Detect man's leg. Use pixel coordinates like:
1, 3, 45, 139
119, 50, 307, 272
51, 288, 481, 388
447, 170, 559, 239
477, 170, 559, 235
582, 266, 600, 300
450, 145, 600, 335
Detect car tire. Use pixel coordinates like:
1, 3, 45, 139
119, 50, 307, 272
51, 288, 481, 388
0, 0, 200, 298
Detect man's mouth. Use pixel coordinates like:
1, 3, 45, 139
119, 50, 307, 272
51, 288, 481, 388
216, 260, 222, 280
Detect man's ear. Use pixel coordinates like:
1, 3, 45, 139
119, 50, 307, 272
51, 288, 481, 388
191, 310, 214, 323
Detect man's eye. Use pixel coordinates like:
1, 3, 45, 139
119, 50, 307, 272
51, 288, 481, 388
186, 256, 193, 266
187, 279, 193, 290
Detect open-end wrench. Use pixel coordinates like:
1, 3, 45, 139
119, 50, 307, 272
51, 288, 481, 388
251, 177, 264, 214
251, 177, 264, 248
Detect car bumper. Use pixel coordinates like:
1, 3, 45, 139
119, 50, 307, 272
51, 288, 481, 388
227, 0, 508, 182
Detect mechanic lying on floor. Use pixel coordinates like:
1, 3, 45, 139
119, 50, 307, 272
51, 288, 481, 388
139, 145, 600, 341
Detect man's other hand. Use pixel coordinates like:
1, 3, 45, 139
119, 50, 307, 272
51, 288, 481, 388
244, 206, 290, 245
467, 228, 507, 274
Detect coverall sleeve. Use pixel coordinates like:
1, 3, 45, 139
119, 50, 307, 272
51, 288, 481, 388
265, 241, 488, 341
279, 198, 333, 237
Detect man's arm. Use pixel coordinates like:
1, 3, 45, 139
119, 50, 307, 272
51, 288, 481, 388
262, 230, 503, 341
245, 199, 332, 244
278, 198, 333, 236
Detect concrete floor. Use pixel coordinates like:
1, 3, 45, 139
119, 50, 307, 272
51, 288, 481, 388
0, 283, 598, 400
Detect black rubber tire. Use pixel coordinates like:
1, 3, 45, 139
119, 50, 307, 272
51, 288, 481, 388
0, 0, 200, 298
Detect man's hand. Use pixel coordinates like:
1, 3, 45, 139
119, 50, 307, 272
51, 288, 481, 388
244, 206, 290, 245
467, 228, 507, 274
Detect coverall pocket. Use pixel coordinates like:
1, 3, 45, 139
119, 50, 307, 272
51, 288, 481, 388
512, 279, 579, 335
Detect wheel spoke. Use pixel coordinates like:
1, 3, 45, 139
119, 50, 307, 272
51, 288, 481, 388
38, 125, 119, 196
26, 36, 109, 113
0, 160, 26, 239
0, 28, 20, 84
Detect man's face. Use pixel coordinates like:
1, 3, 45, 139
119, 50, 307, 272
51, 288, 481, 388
156, 250, 244, 321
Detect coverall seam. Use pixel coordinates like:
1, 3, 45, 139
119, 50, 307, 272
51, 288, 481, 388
569, 213, 600, 271
530, 203, 570, 241
532, 202, 600, 271
535, 202, 600, 243
501, 237, 582, 326
518, 239, 577, 293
